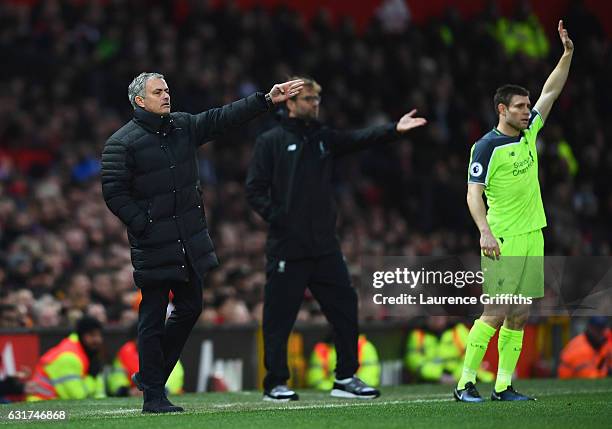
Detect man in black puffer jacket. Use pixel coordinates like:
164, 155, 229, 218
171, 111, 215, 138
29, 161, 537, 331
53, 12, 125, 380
246, 76, 426, 402
101, 72, 303, 413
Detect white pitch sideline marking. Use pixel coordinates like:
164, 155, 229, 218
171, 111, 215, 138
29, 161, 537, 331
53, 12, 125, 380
79, 387, 612, 418
95, 397, 454, 416
98, 408, 142, 415
212, 398, 452, 409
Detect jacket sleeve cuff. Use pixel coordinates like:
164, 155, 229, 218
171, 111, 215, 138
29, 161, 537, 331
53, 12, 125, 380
256, 92, 274, 110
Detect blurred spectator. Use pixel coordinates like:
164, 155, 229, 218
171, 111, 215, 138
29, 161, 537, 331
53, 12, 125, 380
405, 317, 494, 383
86, 303, 108, 325
27, 317, 106, 401
63, 272, 92, 319
558, 316, 611, 379
0, 304, 22, 329
107, 323, 184, 397
217, 297, 252, 325
31, 296, 61, 328
307, 334, 381, 390
0, 362, 33, 403
376, 0, 411, 34
490, 2, 549, 59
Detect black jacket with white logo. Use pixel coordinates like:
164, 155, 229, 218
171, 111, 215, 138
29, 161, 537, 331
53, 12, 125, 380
102, 93, 270, 286
246, 116, 400, 260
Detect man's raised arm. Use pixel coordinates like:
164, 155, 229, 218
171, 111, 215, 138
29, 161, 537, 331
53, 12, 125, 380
533, 20, 574, 122
192, 79, 304, 145
331, 109, 427, 157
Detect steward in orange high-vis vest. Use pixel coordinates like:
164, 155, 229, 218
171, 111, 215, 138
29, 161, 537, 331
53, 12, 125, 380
27, 317, 106, 401
558, 316, 611, 379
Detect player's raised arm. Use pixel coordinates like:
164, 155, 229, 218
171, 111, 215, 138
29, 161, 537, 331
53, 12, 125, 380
533, 20, 574, 122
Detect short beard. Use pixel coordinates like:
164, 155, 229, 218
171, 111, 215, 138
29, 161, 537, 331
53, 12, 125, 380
507, 119, 526, 132
81, 342, 102, 375
586, 330, 606, 351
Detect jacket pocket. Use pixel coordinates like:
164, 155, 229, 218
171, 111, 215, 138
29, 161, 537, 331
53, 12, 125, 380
195, 184, 208, 225
139, 200, 153, 239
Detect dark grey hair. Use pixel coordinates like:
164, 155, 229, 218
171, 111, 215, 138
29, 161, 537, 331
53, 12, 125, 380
128, 72, 165, 109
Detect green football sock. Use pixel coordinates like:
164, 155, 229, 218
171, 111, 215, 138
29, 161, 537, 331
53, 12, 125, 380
457, 319, 497, 389
495, 326, 524, 393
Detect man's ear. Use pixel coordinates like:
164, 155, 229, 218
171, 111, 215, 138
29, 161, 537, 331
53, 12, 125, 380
497, 103, 506, 117
286, 98, 296, 112
135, 95, 145, 108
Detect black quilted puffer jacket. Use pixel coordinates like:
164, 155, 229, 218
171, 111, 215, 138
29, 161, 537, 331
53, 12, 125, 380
101, 93, 270, 286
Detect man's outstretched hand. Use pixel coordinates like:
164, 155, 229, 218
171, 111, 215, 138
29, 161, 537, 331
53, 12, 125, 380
396, 109, 427, 133
558, 20, 573, 54
267, 79, 305, 104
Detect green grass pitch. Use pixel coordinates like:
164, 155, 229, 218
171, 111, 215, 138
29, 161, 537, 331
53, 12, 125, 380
1, 378, 611, 428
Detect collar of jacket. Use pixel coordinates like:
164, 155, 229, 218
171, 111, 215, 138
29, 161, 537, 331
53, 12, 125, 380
281, 116, 322, 133
133, 106, 174, 134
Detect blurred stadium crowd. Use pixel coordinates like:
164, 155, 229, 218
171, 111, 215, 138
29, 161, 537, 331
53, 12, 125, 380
0, 0, 610, 329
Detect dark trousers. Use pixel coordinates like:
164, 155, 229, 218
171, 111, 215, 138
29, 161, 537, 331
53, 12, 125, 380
137, 261, 203, 394
263, 251, 359, 390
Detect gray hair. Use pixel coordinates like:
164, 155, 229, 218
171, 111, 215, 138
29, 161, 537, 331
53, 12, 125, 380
128, 72, 165, 109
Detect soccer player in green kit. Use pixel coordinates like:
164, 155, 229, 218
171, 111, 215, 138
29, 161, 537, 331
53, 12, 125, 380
454, 20, 574, 402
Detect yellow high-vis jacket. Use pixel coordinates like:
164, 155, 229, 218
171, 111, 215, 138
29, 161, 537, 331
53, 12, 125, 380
405, 324, 494, 383
307, 335, 381, 390
27, 333, 105, 401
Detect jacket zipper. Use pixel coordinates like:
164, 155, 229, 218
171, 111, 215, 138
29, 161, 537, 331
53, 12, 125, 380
159, 139, 186, 256
284, 132, 304, 214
